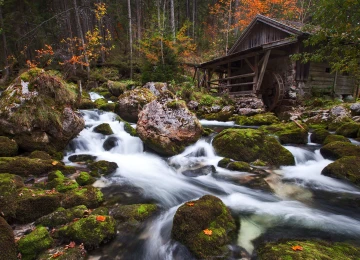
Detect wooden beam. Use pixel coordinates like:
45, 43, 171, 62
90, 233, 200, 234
220, 82, 256, 88
227, 63, 231, 86
254, 55, 259, 91
229, 90, 254, 95
256, 50, 271, 91
245, 58, 255, 72
208, 72, 255, 83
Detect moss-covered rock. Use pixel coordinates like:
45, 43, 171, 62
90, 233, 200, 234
76, 172, 96, 186
257, 240, 360, 260
202, 127, 215, 137
61, 186, 104, 209
235, 112, 279, 126
89, 160, 118, 176
107, 81, 127, 97
35, 205, 88, 228
94, 98, 116, 112
172, 195, 236, 259
68, 154, 97, 163
227, 161, 251, 172
260, 122, 308, 145
328, 117, 353, 131
123, 121, 137, 136
0, 173, 24, 219
323, 135, 351, 145
28, 150, 52, 160
203, 106, 235, 122
38, 245, 87, 260
0, 157, 56, 177
91, 207, 109, 216
58, 215, 116, 250
217, 158, 232, 168
320, 141, 360, 160
93, 123, 114, 135
17, 227, 53, 260
310, 128, 330, 144
213, 129, 295, 166
335, 122, 360, 138
0, 216, 17, 260
0, 136, 18, 157
46, 170, 79, 193
321, 156, 360, 186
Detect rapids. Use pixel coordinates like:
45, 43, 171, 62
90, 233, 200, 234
65, 110, 360, 259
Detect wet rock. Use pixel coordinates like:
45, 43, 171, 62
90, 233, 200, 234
58, 215, 116, 250
107, 80, 127, 97
103, 136, 120, 151
0, 173, 24, 220
182, 165, 216, 177
310, 128, 330, 144
143, 82, 168, 96
235, 112, 279, 126
0, 69, 84, 155
0, 136, 18, 157
203, 106, 235, 121
321, 156, 360, 186
202, 127, 215, 137
350, 102, 360, 116
320, 141, 360, 160
0, 217, 17, 260
237, 108, 262, 116
0, 157, 57, 177
323, 135, 351, 145
260, 122, 308, 145
89, 160, 118, 176
217, 158, 232, 168
17, 226, 53, 260
227, 161, 251, 172
137, 100, 203, 156
76, 172, 96, 186
46, 170, 79, 193
187, 100, 199, 111
68, 154, 97, 163
93, 123, 114, 135
38, 245, 87, 260
61, 186, 104, 209
213, 129, 295, 166
335, 122, 360, 138
94, 98, 115, 112
172, 195, 236, 259
116, 88, 156, 123
28, 150, 52, 160
210, 105, 222, 113
330, 105, 350, 118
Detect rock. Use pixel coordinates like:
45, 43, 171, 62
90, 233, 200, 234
35, 205, 88, 228
38, 245, 87, 260
182, 165, 216, 177
0, 157, 56, 177
187, 100, 199, 111
237, 108, 262, 116
103, 136, 120, 151
107, 81, 127, 97
0, 69, 84, 155
0, 217, 17, 260
328, 116, 353, 131
320, 141, 360, 160
172, 195, 236, 259
76, 172, 96, 186
94, 98, 116, 112
0, 173, 24, 220
310, 128, 330, 144
203, 106, 235, 121
260, 122, 308, 145
330, 105, 350, 118
202, 127, 214, 137
116, 88, 156, 123
213, 129, 295, 166
68, 154, 97, 163
58, 215, 116, 250
350, 103, 360, 116
123, 122, 137, 136
0, 136, 18, 156
28, 150, 52, 160
61, 186, 104, 209
89, 160, 118, 176
321, 156, 360, 186
335, 122, 360, 138
91, 207, 109, 216
143, 82, 168, 96
227, 161, 251, 172
17, 226, 53, 260
256, 240, 360, 260
217, 158, 232, 168
235, 112, 279, 126
93, 123, 114, 135
137, 100, 203, 156
323, 135, 351, 145
210, 105, 222, 113
46, 170, 79, 193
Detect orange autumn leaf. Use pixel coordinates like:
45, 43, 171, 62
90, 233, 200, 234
203, 229, 213, 236
292, 245, 303, 251
52, 251, 64, 258
186, 202, 195, 207
96, 215, 106, 222
52, 161, 59, 166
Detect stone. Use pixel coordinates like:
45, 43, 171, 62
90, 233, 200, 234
68, 154, 97, 163
227, 161, 251, 172
76, 172, 96, 186
143, 82, 168, 96
28, 150, 52, 160
235, 112, 279, 126
103, 136, 120, 151
350, 103, 360, 116
335, 122, 360, 138
0, 136, 18, 156
323, 135, 351, 145
61, 186, 104, 209
320, 141, 360, 160
0, 217, 17, 260
38, 245, 87, 260
93, 123, 114, 135
17, 227, 53, 260
182, 165, 216, 177
187, 100, 199, 111
107, 81, 127, 97
310, 128, 330, 144
89, 160, 118, 176
237, 108, 262, 116
321, 156, 360, 186
260, 122, 308, 145
0, 173, 24, 220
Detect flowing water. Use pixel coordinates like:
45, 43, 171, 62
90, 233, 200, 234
65, 110, 360, 259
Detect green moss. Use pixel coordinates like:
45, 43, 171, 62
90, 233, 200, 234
202, 127, 214, 137
0, 136, 18, 156
61, 186, 104, 209
322, 156, 360, 186
257, 240, 360, 260
91, 207, 109, 216
124, 121, 137, 136
76, 172, 96, 186
0, 173, 24, 219
227, 161, 251, 172
251, 159, 267, 167
38, 245, 86, 260
166, 100, 187, 109
0, 216, 17, 260
260, 122, 309, 145
199, 94, 218, 106
107, 81, 127, 97
310, 128, 330, 144
28, 150, 52, 160
111, 204, 157, 222
323, 135, 351, 145
93, 123, 114, 135
335, 122, 360, 138
48, 170, 65, 181
89, 160, 118, 176
320, 141, 360, 160
20, 68, 43, 82
58, 215, 116, 249
202, 107, 235, 122
235, 113, 279, 126
328, 117, 353, 131
17, 227, 53, 260
68, 154, 97, 163
217, 158, 232, 168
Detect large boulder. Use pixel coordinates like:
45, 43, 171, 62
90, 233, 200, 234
143, 82, 168, 96
335, 122, 360, 138
137, 100, 203, 156
321, 156, 360, 186
172, 195, 236, 259
61, 186, 104, 209
202, 106, 235, 121
320, 141, 360, 160
115, 88, 156, 123
0, 217, 17, 260
323, 135, 350, 145
213, 129, 295, 166
310, 128, 330, 144
0, 136, 18, 156
260, 122, 308, 145
235, 112, 279, 126
0, 173, 24, 220
350, 102, 360, 116
0, 69, 84, 155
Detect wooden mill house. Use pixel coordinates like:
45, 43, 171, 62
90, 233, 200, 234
197, 14, 355, 111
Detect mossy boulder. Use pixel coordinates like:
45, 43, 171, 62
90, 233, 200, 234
0, 217, 17, 260
68, 154, 97, 163
0, 136, 18, 157
172, 195, 236, 259
17, 227, 53, 260
38, 245, 87, 260
35, 205, 88, 228
256, 240, 360, 260
202, 127, 214, 137
213, 129, 295, 166
58, 215, 116, 250
76, 172, 96, 186
320, 141, 360, 160
310, 128, 330, 144
93, 123, 114, 135
116, 116, 137, 136
323, 135, 351, 145
28, 150, 52, 160
227, 161, 251, 172
217, 158, 232, 168
0, 173, 24, 219
61, 186, 104, 209
203, 106, 235, 122
89, 160, 118, 176
94, 98, 116, 112
235, 112, 279, 126
321, 156, 360, 186
116, 88, 156, 123
46, 170, 79, 193
107, 80, 127, 97
260, 122, 308, 144
335, 122, 360, 138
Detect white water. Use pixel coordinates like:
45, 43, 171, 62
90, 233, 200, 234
89, 92, 104, 101
66, 110, 360, 258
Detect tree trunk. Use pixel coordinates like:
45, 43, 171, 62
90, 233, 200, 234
234, 0, 240, 36
192, 0, 196, 39
225, 0, 232, 54
136, 0, 142, 41
0, 5, 9, 82
157, 0, 164, 65
170, 0, 175, 42
127, 0, 133, 79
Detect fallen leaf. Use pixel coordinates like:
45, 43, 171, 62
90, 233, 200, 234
292, 245, 303, 251
52, 161, 59, 166
186, 202, 195, 207
68, 241, 76, 248
52, 251, 64, 258
96, 215, 106, 222
203, 229, 212, 236
72, 218, 80, 222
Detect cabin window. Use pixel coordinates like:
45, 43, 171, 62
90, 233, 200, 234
325, 68, 331, 73
296, 61, 310, 81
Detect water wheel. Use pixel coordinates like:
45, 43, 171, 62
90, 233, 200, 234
260, 72, 285, 111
